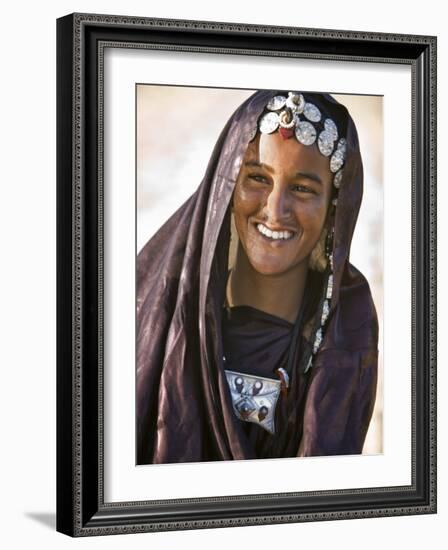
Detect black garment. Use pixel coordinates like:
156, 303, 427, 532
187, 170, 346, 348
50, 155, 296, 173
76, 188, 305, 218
222, 305, 293, 380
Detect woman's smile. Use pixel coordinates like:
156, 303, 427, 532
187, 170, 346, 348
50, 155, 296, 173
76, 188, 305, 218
255, 222, 295, 241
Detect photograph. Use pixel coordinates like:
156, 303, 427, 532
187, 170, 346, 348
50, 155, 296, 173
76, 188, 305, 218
136, 86, 383, 465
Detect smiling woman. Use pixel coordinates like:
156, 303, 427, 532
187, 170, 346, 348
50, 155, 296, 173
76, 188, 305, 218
136, 89, 379, 464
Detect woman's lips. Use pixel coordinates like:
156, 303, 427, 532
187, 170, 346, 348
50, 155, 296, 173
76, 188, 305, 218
255, 222, 295, 241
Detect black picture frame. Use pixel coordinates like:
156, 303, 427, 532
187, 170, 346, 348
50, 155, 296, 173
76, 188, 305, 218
56, 13, 437, 537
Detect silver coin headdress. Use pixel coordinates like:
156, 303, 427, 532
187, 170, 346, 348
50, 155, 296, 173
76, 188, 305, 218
253, 92, 346, 191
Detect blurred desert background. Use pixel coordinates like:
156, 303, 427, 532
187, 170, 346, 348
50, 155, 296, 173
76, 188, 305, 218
137, 85, 383, 455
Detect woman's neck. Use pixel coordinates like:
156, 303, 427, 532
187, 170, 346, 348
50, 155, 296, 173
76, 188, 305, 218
227, 245, 308, 323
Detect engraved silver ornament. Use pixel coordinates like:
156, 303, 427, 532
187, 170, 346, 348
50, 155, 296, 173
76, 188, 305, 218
224, 369, 282, 434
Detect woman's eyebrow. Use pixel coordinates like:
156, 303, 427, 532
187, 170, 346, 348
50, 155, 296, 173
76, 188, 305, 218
244, 160, 274, 173
294, 171, 323, 185
244, 161, 322, 185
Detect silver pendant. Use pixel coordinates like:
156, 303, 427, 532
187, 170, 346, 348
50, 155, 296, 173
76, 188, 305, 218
224, 369, 281, 434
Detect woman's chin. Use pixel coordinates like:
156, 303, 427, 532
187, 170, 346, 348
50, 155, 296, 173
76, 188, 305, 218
246, 250, 310, 277
248, 257, 293, 277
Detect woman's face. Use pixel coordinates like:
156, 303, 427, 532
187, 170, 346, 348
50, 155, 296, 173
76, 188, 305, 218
233, 131, 333, 276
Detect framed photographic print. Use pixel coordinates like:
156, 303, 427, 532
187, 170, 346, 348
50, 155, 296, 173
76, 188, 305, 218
56, 13, 437, 536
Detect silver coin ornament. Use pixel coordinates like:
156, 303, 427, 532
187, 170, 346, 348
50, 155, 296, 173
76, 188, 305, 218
330, 149, 345, 173
259, 111, 280, 134
337, 138, 347, 155
295, 120, 317, 146
321, 299, 330, 325
333, 169, 343, 188
318, 130, 335, 157
324, 118, 338, 141
304, 102, 322, 123
266, 95, 287, 111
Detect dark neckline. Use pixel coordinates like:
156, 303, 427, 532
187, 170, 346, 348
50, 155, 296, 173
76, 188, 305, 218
224, 304, 294, 328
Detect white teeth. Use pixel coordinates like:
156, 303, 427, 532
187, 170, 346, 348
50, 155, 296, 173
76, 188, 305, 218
256, 224, 292, 240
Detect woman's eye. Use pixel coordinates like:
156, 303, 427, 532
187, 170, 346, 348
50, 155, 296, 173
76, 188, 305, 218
291, 184, 315, 195
249, 174, 269, 184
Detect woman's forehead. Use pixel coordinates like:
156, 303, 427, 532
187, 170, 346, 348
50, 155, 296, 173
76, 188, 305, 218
244, 132, 332, 177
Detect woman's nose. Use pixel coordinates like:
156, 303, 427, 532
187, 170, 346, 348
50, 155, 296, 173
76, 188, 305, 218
264, 185, 290, 224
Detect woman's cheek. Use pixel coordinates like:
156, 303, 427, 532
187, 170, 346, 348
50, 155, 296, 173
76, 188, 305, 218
299, 195, 328, 222
234, 187, 263, 214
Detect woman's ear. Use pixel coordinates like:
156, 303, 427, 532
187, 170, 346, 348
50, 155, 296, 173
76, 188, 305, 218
309, 227, 328, 272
